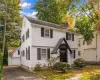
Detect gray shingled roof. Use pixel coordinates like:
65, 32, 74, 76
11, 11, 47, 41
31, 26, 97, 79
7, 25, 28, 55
51, 38, 72, 54
25, 16, 67, 30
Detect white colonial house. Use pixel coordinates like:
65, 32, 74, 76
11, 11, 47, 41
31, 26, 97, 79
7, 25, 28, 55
19, 16, 80, 70
8, 47, 21, 66
78, 33, 100, 62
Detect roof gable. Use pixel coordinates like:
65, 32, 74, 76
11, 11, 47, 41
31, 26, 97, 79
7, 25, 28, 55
51, 38, 72, 54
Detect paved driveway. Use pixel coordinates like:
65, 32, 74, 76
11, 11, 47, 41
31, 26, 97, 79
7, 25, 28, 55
3, 66, 39, 80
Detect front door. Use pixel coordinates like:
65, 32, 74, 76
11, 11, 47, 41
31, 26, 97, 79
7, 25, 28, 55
60, 49, 68, 62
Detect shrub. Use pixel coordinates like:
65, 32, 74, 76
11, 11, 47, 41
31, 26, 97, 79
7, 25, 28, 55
90, 74, 100, 80
34, 64, 41, 71
74, 58, 86, 68
53, 62, 70, 72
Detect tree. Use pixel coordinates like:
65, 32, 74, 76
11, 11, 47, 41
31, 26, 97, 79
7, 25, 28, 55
75, 0, 100, 42
0, 0, 22, 79
34, 0, 75, 24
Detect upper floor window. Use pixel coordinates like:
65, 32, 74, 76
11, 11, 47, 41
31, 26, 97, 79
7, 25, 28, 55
18, 50, 20, 55
78, 40, 80, 47
68, 34, 72, 40
83, 40, 85, 45
66, 33, 74, 41
78, 51, 81, 56
44, 29, 50, 37
22, 35, 25, 42
26, 29, 29, 40
41, 27, 53, 38
87, 41, 92, 45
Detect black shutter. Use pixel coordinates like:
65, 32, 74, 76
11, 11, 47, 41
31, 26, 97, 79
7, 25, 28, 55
66, 33, 68, 40
26, 31, 27, 39
37, 48, 41, 60
73, 50, 76, 58
26, 48, 27, 60
47, 48, 50, 59
28, 29, 29, 38
28, 46, 30, 60
18, 50, 20, 55
41, 28, 44, 37
72, 34, 74, 41
50, 29, 53, 38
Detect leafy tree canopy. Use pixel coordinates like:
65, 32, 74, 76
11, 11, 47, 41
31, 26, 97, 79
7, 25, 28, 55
0, 0, 22, 48
34, 0, 76, 24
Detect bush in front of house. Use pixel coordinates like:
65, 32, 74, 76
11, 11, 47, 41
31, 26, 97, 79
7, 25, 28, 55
53, 62, 70, 72
74, 58, 86, 68
34, 64, 41, 71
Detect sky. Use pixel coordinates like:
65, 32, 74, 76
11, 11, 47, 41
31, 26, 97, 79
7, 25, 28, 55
20, 0, 37, 18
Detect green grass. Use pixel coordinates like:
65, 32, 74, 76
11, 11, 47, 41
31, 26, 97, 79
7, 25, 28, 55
35, 70, 74, 80
34, 65, 100, 80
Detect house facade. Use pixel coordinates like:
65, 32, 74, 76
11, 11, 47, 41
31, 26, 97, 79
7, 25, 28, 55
78, 33, 100, 62
20, 16, 79, 70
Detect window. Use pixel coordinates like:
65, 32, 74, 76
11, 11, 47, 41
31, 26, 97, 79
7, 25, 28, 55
44, 29, 50, 37
22, 50, 25, 56
78, 40, 80, 47
68, 34, 72, 40
41, 27, 53, 38
87, 41, 92, 45
26, 48, 28, 60
37, 48, 50, 60
27, 29, 29, 38
41, 49, 47, 59
72, 50, 75, 59
18, 50, 20, 55
83, 40, 85, 45
28, 46, 30, 60
22, 35, 25, 42
66, 33, 74, 40
78, 51, 81, 56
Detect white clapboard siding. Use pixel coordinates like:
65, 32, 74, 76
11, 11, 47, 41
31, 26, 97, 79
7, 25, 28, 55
20, 17, 79, 68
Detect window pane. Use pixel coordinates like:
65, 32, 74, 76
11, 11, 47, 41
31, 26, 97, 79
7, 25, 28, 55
41, 54, 46, 59
68, 34, 71, 40
41, 49, 46, 59
41, 49, 46, 53
45, 29, 50, 37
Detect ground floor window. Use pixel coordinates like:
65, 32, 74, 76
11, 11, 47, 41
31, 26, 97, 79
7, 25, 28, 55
41, 49, 47, 60
37, 48, 50, 60
72, 50, 76, 59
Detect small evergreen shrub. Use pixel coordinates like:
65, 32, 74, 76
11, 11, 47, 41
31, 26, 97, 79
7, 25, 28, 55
34, 64, 41, 71
53, 62, 70, 72
74, 58, 86, 68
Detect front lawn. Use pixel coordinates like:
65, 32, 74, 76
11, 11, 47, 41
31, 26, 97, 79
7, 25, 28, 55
34, 65, 100, 80
34, 70, 74, 80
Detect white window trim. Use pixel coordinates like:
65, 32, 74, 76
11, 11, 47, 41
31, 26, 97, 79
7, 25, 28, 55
44, 29, 50, 38
41, 48, 47, 60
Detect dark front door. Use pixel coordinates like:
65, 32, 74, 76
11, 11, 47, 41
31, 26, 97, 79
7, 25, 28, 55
60, 49, 68, 62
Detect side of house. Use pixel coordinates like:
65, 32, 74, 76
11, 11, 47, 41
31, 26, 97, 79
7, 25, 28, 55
79, 33, 100, 62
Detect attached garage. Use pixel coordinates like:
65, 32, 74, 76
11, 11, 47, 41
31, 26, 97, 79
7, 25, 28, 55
83, 49, 96, 61
8, 47, 21, 66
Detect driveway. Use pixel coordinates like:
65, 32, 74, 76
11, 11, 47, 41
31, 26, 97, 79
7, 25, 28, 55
3, 66, 40, 80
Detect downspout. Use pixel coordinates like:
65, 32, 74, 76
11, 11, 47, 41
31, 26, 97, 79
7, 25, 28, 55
96, 34, 97, 62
